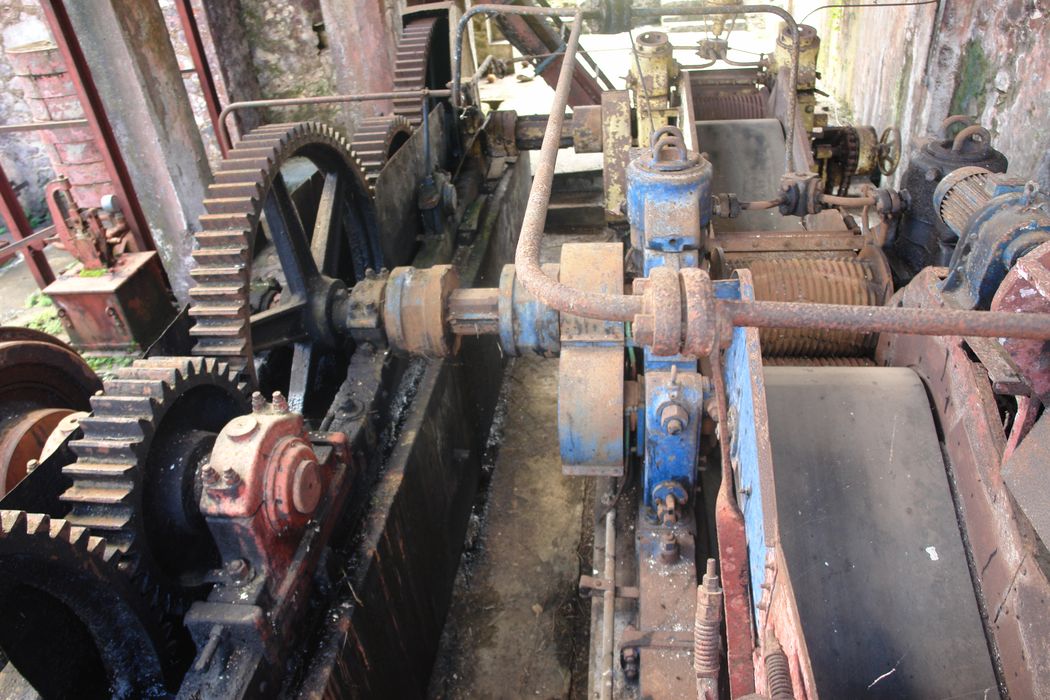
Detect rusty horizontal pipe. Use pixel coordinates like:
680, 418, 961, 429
0, 119, 88, 134
217, 89, 451, 152
821, 193, 878, 208
724, 299, 1050, 341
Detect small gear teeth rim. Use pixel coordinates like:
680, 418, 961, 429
392, 15, 440, 127
0, 509, 172, 694
60, 357, 249, 615
350, 114, 414, 192
188, 121, 373, 378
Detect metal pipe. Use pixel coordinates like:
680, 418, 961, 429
452, 4, 594, 110
513, 13, 644, 322
217, 89, 451, 152
600, 500, 616, 700
0, 225, 55, 257
0, 119, 88, 134
725, 299, 1050, 341
821, 193, 878, 208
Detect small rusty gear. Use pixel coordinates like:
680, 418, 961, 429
188, 121, 379, 379
0, 510, 173, 697
393, 14, 450, 127
350, 114, 413, 191
61, 357, 250, 614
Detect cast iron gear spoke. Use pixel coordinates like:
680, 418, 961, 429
60, 357, 250, 614
188, 122, 380, 400
0, 509, 173, 698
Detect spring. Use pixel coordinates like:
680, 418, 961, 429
765, 644, 795, 699
743, 257, 884, 357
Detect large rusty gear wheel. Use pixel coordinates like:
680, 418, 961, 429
393, 14, 451, 127
0, 510, 173, 698
188, 122, 380, 391
60, 357, 250, 615
351, 114, 413, 191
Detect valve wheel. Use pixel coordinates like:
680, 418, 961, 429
878, 126, 902, 176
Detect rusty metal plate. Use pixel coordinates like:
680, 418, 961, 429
558, 243, 623, 477
764, 366, 999, 698
601, 90, 631, 223
1003, 414, 1050, 546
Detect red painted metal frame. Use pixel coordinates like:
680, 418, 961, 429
0, 165, 54, 287
37, 0, 153, 252
173, 0, 225, 156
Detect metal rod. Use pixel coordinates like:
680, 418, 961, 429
217, 89, 451, 152
38, 0, 153, 252
725, 299, 1050, 341
513, 12, 644, 322
452, 4, 592, 110
600, 500, 616, 700
0, 225, 55, 257
0, 164, 54, 288
0, 119, 88, 134
173, 0, 225, 156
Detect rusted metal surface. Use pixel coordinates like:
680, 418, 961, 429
571, 105, 602, 153
486, 1, 602, 107
745, 255, 887, 357
384, 265, 459, 358
601, 90, 632, 223
694, 559, 724, 699
174, 0, 224, 154
558, 243, 624, 477
217, 89, 450, 153
992, 239, 1050, 401
634, 514, 698, 699
350, 115, 413, 191
0, 408, 72, 496
45, 251, 175, 351
877, 267, 1050, 698
712, 230, 866, 254
513, 113, 573, 151
0, 162, 54, 288
38, 0, 152, 251
392, 15, 446, 127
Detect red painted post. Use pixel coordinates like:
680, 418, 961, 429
37, 0, 154, 252
173, 0, 226, 155
0, 163, 54, 288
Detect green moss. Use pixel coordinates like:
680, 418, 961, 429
949, 40, 991, 117
78, 268, 108, 278
84, 353, 134, 374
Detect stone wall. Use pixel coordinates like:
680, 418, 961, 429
0, 1, 54, 222
789, 0, 1050, 190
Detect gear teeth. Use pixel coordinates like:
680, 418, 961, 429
188, 121, 374, 377
392, 15, 442, 127
63, 357, 250, 615
350, 115, 413, 192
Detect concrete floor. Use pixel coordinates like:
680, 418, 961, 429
0, 245, 76, 327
